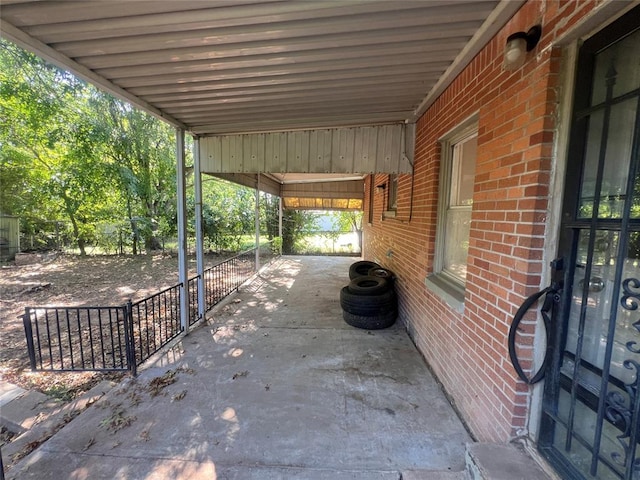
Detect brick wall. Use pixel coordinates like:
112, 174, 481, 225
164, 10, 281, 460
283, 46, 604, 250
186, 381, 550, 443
363, 0, 604, 442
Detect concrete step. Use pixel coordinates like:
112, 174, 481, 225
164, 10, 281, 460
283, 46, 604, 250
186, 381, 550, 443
1, 390, 59, 431
465, 443, 553, 480
0, 383, 26, 407
1, 380, 115, 471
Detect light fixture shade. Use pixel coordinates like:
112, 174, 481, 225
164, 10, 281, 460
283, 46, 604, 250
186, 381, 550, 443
504, 34, 527, 70
503, 25, 542, 71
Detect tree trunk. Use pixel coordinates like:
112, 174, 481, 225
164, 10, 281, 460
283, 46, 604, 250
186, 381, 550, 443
126, 198, 138, 255
62, 195, 86, 256
282, 212, 295, 254
67, 214, 86, 256
145, 235, 162, 251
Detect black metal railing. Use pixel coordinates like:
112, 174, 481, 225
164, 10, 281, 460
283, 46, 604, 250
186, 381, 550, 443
23, 243, 279, 374
129, 284, 182, 366
187, 274, 200, 327
188, 243, 278, 325
23, 305, 134, 373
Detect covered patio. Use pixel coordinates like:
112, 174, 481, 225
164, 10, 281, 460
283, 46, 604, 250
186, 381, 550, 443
6, 1, 621, 478
8, 256, 471, 479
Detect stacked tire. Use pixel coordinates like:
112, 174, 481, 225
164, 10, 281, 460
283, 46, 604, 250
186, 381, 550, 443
340, 261, 397, 330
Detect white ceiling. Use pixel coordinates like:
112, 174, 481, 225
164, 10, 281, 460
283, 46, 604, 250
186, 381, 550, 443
0, 0, 523, 136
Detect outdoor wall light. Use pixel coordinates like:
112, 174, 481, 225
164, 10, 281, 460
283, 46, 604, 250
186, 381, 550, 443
503, 25, 542, 70
375, 184, 386, 194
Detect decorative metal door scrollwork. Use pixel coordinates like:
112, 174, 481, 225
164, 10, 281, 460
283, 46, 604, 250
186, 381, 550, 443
603, 279, 640, 479
537, 8, 640, 480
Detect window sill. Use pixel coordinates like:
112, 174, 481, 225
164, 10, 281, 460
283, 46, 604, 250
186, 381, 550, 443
425, 273, 465, 313
382, 210, 397, 219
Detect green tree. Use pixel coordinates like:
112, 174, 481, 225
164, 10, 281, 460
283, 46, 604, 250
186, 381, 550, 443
281, 210, 318, 254
185, 177, 256, 252
262, 193, 280, 240
332, 211, 363, 252
91, 94, 177, 253
0, 40, 112, 254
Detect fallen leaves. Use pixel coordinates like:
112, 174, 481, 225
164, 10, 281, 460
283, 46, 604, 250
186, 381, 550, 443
147, 370, 177, 397
99, 404, 137, 433
232, 370, 249, 380
11, 440, 43, 463
172, 390, 187, 402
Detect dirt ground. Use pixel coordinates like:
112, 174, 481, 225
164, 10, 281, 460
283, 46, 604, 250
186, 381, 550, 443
0, 251, 231, 400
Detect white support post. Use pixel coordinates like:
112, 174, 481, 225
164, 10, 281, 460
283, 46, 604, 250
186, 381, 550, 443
278, 196, 283, 253
194, 137, 205, 321
255, 174, 261, 271
176, 129, 189, 334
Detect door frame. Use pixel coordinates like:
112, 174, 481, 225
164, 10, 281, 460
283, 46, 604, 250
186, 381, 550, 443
529, 2, 640, 444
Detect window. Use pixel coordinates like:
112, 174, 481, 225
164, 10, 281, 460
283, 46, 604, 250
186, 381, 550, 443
381, 173, 398, 219
388, 174, 398, 211
426, 118, 478, 310
443, 133, 476, 280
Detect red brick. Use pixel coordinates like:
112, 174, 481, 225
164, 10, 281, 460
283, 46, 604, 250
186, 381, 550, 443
362, 0, 605, 444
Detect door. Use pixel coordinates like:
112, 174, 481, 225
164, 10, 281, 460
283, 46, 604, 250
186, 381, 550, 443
539, 8, 640, 480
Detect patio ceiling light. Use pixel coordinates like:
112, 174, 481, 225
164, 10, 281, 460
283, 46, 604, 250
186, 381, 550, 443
503, 25, 542, 70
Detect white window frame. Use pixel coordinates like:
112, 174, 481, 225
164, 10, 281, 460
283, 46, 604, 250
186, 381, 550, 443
426, 114, 478, 312
388, 173, 398, 211
382, 173, 398, 219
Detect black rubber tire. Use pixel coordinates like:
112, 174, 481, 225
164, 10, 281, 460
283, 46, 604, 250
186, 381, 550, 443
339, 286, 397, 316
347, 275, 390, 296
368, 267, 395, 281
342, 309, 397, 330
349, 260, 381, 280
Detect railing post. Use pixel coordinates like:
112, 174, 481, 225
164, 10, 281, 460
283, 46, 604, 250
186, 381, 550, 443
22, 307, 37, 371
124, 301, 137, 376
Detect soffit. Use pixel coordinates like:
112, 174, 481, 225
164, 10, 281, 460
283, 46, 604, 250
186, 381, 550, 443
0, 0, 523, 136
212, 173, 365, 210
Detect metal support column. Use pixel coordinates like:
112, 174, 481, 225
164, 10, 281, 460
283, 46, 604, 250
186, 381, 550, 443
194, 137, 205, 321
255, 173, 260, 271
278, 196, 283, 254
175, 129, 189, 333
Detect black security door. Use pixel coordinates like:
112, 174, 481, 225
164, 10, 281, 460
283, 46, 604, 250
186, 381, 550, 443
539, 7, 640, 480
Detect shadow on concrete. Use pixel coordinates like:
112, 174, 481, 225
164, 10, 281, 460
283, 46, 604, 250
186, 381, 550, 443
7, 256, 470, 480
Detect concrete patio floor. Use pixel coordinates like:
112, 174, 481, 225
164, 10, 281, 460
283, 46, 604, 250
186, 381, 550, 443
8, 256, 472, 480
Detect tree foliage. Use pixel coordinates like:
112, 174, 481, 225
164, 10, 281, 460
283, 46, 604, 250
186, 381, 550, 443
196, 177, 256, 252
281, 210, 318, 254
0, 40, 112, 254
1, 41, 182, 255
89, 94, 177, 253
332, 211, 363, 251
0, 39, 318, 257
